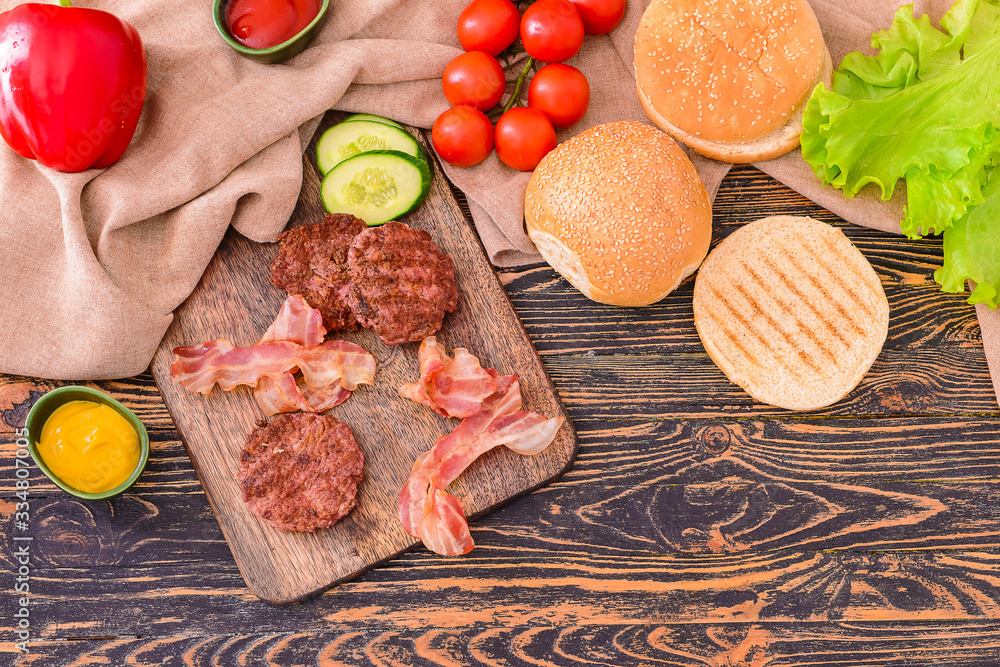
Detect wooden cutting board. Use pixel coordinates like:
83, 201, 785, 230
149, 112, 577, 605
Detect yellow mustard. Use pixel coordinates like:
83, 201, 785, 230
37, 400, 140, 494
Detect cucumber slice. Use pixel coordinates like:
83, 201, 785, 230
316, 120, 427, 175
341, 113, 404, 129
321, 150, 431, 226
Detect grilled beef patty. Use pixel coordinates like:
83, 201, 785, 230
269, 213, 367, 331
238, 413, 364, 532
347, 221, 458, 345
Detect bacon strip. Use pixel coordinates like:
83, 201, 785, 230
171, 339, 375, 395
397, 338, 446, 410
398, 337, 496, 418
259, 295, 327, 347
254, 371, 352, 415
253, 296, 357, 415
398, 373, 563, 556
254, 372, 302, 415
255, 296, 329, 414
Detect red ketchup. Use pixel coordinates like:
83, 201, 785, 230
225, 0, 321, 49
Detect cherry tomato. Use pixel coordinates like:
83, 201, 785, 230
528, 63, 590, 128
568, 0, 626, 35
457, 0, 521, 56
520, 0, 585, 63
442, 51, 506, 111
494, 107, 557, 171
432, 105, 495, 168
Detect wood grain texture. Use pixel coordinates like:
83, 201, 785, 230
3, 406, 997, 635
4, 547, 1000, 629
3, 412, 998, 563
2, 155, 998, 665
9, 621, 1000, 666
146, 113, 577, 604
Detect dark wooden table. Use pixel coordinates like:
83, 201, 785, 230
3, 160, 999, 665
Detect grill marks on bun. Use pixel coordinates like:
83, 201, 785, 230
634, 0, 830, 162
693, 216, 888, 410
524, 122, 712, 307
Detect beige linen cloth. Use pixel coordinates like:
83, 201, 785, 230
2, 0, 998, 404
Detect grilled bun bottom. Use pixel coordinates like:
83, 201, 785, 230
693, 216, 888, 410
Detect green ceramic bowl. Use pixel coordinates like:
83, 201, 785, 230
213, 0, 331, 64
25, 386, 150, 501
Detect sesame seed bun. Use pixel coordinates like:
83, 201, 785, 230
524, 122, 712, 307
634, 0, 832, 163
693, 216, 889, 410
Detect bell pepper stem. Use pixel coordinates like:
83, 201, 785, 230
58, 0, 72, 6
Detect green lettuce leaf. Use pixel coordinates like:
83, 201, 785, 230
801, 0, 1000, 306
935, 161, 1000, 307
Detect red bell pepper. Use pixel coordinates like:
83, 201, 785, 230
0, 0, 147, 172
